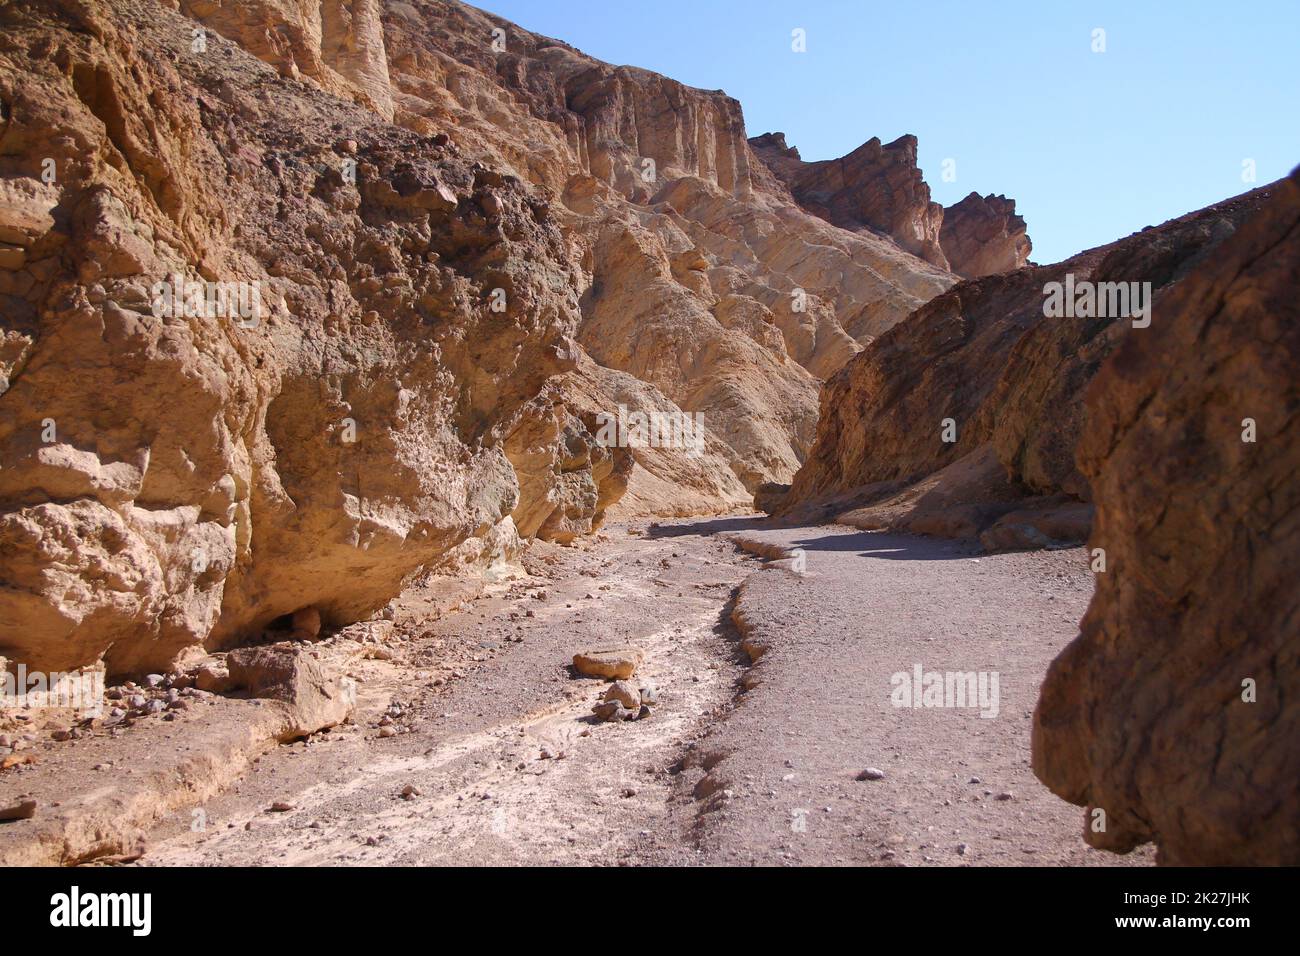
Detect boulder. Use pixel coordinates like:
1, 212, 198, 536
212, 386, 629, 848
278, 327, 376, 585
602, 680, 641, 709
573, 647, 644, 680
752, 482, 791, 515
225, 645, 356, 742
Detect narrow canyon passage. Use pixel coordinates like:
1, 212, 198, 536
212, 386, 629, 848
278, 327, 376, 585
128, 518, 1153, 867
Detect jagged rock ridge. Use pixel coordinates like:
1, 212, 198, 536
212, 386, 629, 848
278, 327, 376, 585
749, 130, 1031, 277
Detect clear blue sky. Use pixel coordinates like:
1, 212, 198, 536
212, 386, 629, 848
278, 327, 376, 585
475, 0, 1300, 264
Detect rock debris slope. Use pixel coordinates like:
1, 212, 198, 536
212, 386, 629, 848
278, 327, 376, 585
1, 0, 1027, 675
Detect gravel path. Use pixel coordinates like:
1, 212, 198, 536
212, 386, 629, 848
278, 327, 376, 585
660, 517, 1155, 866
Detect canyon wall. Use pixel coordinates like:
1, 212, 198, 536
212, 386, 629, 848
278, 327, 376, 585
1032, 168, 1300, 864
778, 183, 1277, 548
1, 0, 1031, 676
0, 0, 638, 675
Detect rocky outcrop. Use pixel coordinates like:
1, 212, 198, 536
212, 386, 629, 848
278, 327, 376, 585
779, 182, 1280, 546
750, 131, 1032, 279
181, 0, 396, 120
0, 0, 960, 677
0, 0, 626, 675
382, 4, 954, 499
940, 192, 1031, 277
750, 132, 949, 269
1032, 168, 1300, 864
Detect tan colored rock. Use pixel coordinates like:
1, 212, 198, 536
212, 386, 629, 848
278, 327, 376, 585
0, 0, 626, 674
192, 660, 233, 693
0, 0, 963, 676
573, 647, 643, 680
225, 644, 356, 742
602, 680, 641, 709
181, 0, 395, 120
1033, 168, 1300, 865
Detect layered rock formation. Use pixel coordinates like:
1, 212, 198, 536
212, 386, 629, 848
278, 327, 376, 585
779, 183, 1279, 548
0, 0, 641, 675
2, 0, 1018, 676
749, 131, 948, 269
750, 131, 1031, 277
940, 191, 1031, 278
1032, 168, 1300, 864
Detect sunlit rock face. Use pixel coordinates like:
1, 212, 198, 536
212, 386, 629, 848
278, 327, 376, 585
0, 0, 977, 674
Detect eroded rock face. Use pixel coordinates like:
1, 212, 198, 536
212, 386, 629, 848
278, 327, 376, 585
750, 132, 949, 269
0, 0, 986, 676
780, 183, 1278, 546
940, 192, 1031, 278
0, 0, 624, 674
381, 4, 955, 500
180, 0, 395, 119
750, 131, 1032, 280
1032, 169, 1300, 865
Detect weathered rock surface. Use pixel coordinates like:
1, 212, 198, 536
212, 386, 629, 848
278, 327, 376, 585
573, 647, 642, 680
940, 191, 1032, 278
225, 644, 356, 741
1033, 168, 1300, 864
750, 132, 949, 269
0, 0, 1020, 677
750, 131, 1031, 279
780, 182, 1280, 547
0, 0, 626, 674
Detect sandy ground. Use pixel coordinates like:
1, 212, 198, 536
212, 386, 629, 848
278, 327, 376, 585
3, 516, 1155, 867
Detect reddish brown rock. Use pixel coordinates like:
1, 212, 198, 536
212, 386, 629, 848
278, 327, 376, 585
750, 132, 949, 269
940, 192, 1032, 278
1032, 168, 1300, 865
780, 183, 1279, 547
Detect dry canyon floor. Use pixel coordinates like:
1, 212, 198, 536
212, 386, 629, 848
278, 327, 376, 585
6, 518, 1156, 867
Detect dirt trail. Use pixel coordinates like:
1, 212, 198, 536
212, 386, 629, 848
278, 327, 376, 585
12, 516, 1154, 867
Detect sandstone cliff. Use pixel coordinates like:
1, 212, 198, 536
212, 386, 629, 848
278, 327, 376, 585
0, 0, 999, 676
0, 0, 645, 675
1032, 168, 1300, 864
